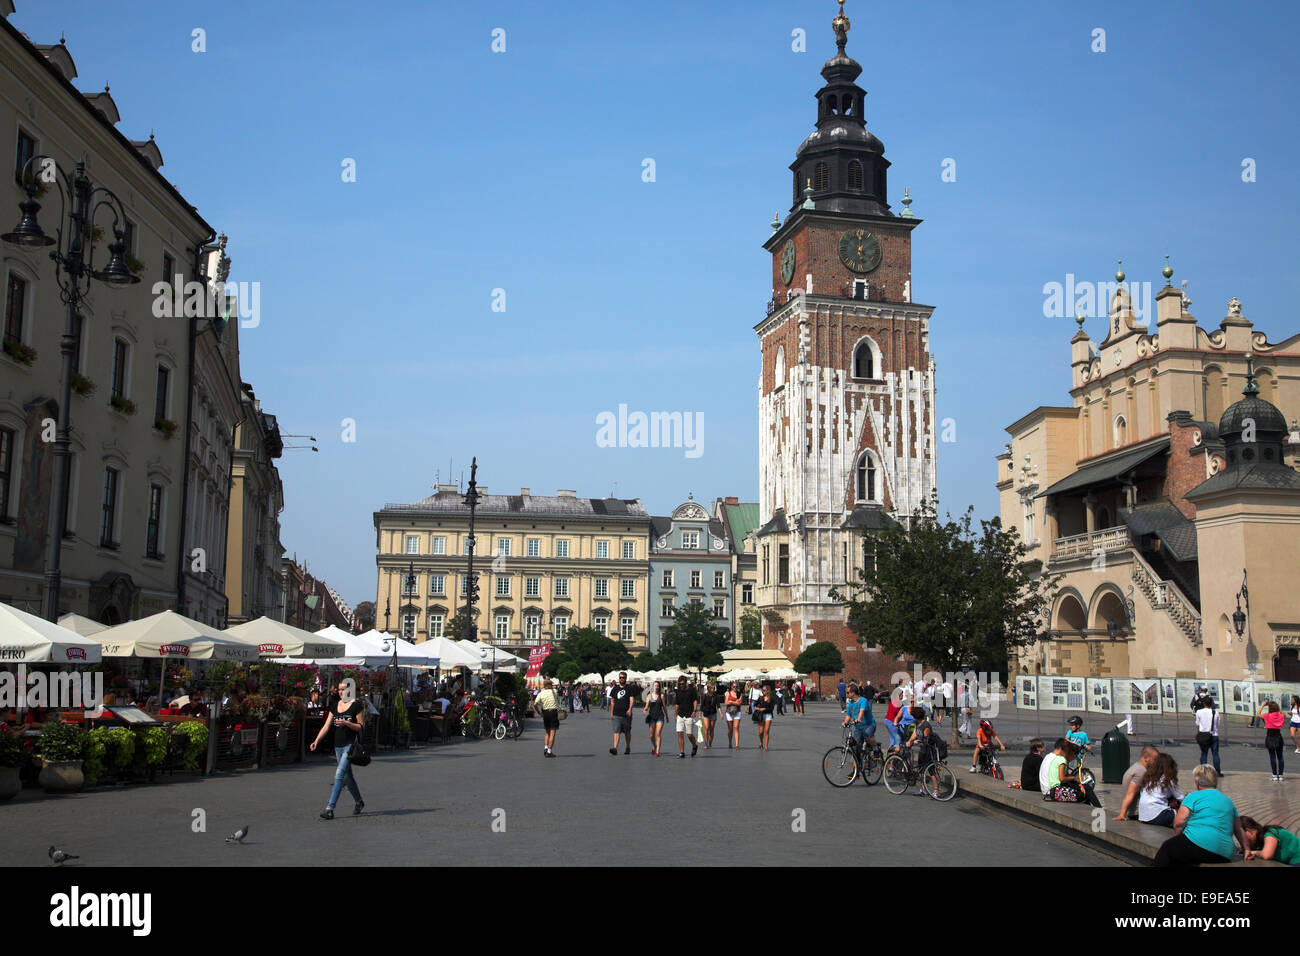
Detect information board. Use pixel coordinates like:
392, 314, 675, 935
1088, 678, 1113, 715
1037, 675, 1085, 711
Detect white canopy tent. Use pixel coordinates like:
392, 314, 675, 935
0, 601, 102, 663
57, 612, 107, 638
97, 611, 256, 662
420, 636, 481, 670
354, 629, 438, 667
223, 616, 346, 659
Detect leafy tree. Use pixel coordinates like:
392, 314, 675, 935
353, 601, 376, 633
829, 497, 1057, 744
556, 661, 581, 684
634, 650, 659, 671
547, 626, 633, 678
659, 602, 728, 673
539, 650, 570, 679
794, 641, 844, 694
738, 607, 762, 650
445, 607, 479, 643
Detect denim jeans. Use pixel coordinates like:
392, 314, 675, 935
884, 719, 899, 748
327, 743, 362, 810
1198, 736, 1221, 773
1268, 746, 1285, 776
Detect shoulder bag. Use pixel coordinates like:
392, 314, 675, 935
345, 704, 371, 766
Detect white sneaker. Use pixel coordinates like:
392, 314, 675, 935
968, 765, 977, 773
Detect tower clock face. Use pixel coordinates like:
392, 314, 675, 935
838, 228, 882, 274
780, 240, 796, 285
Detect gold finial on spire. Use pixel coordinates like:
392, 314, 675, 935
833, 0, 850, 51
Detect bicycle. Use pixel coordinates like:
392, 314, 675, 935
822, 731, 885, 787
975, 744, 1005, 780
493, 698, 524, 740
882, 741, 958, 801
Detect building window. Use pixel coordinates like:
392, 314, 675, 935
100, 467, 120, 548
554, 616, 569, 641
497, 537, 511, 556
713, 598, 726, 619
111, 339, 129, 400
4, 273, 26, 348
762, 544, 770, 583
14, 129, 36, 186
862, 537, 877, 580
463, 537, 474, 555
853, 339, 876, 378
525, 615, 540, 642
620, 579, 635, 599
594, 578, 609, 598
690, 569, 702, 589
0, 427, 13, 519
620, 618, 634, 642
856, 452, 878, 502
713, 570, 725, 589
495, 616, 510, 641
402, 573, 419, 596
681, 530, 700, 549
495, 576, 510, 597
429, 613, 444, 638
432, 535, 446, 555
554, 577, 569, 598
848, 159, 864, 191
460, 576, 470, 597
405, 534, 419, 554
661, 568, 674, 588
525, 576, 540, 597
622, 540, 635, 559
145, 484, 163, 559
1113, 415, 1127, 449
430, 574, 445, 596
596, 540, 608, 559
814, 161, 829, 191
402, 613, 416, 639
593, 617, 608, 636
161, 252, 174, 282
661, 598, 675, 618
775, 345, 786, 387
556, 539, 570, 558
527, 538, 540, 557
778, 544, 790, 584
741, 582, 754, 604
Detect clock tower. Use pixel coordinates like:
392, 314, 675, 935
753, 1, 937, 684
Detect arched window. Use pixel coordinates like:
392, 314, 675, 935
855, 451, 879, 502
774, 345, 785, 388
1204, 367, 1226, 423
814, 162, 829, 192
826, 94, 838, 115
843, 95, 855, 117
851, 336, 879, 379
848, 160, 864, 191
1113, 414, 1127, 449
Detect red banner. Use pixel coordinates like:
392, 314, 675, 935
525, 643, 552, 679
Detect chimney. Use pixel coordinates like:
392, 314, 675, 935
725, 496, 739, 505
520, 487, 530, 496
557, 489, 577, 498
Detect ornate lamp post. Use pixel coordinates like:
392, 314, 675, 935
462, 458, 481, 643
1232, 569, 1249, 639
3, 158, 140, 620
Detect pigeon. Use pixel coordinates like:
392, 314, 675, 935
49, 845, 78, 866
225, 825, 249, 845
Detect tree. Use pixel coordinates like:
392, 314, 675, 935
556, 661, 581, 684
545, 627, 633, 679
445, 607, 478, 643
659, 602, 728, 673
830, 497, 1057, 745
634, 650, 659, 671
539, 650, 570, 679
794, 641, 844, 694
353, 601, 376, 633
738, 607, 762, 650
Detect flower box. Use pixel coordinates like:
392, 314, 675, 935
109, 394, 136, 416
71, 372, 97, 397
2, 338, 36, 367
154, 417, 178, 440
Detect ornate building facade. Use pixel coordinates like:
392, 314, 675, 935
647, 496, 732, 652
754, 3, 936, 684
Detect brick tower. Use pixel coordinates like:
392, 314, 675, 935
753, 0, 937, 686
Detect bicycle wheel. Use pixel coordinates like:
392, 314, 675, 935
493, 722, 506, 740
1079, 767, 1096, 789
882, 754, 910, 794
923, 762, 958, 802
822, 746, 858, 787
862, 749, 884, 786
510, 717, 524, 739
992, 761, 1004, 781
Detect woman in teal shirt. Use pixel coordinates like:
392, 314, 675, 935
1154, 764, 1249, 866
1240, 816, 1300, 865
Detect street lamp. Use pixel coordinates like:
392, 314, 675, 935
461, 457, 481, 643
3, 158, 140, 621
1232, 569, 1249, 639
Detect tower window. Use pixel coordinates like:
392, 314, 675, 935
856, 452, 878, 502
848, 160, 864, 191
814, 162, 829, 192
852, 280, 868, 301
852, 338, 878, 378
843, 95, 855, 117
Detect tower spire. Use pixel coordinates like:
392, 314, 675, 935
1243, 351, 1259, 396
833, 0, 850, 53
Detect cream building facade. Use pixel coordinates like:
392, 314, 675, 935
0, 13, 215, 623
223, 385, 284, 625
999, 267, 1300, 682
374, 487, 651, 653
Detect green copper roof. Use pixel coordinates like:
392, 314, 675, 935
723, 502, 761, 545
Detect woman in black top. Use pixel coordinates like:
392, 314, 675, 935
700, 682, 719, 749
754, 685, 774, 752
310, 680, 365, 819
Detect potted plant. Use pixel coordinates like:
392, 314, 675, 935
154, 417, 179, 440
71, 372, 97, 397
170, 721, 208, 771
38, 719, 88, 792
124, 251, 146, 275
0, 723, 29, 801
2, 338, 36, 367
136, 726, 168, 772
109, 394, 136, 415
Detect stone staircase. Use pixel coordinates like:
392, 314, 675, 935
1131, 551, 1202, 646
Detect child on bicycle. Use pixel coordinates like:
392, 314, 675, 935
1065, 715, 1091, 775
970, 718, 1005, 774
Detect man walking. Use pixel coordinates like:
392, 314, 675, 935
836, 679, 848, 713
675, 676, 699, 758
775, 683, 786, 716
609, 672, 633, 755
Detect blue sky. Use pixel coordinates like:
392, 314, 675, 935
15, 0, 1300, 609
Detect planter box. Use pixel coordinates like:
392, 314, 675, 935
262, 719, 303, 766
215, 721, 260, 771
39, 759, 84, 793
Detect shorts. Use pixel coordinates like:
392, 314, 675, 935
542, 709, 559, 731
760, 714, 772, 722
724, 711, 739, 722
676, 716, 696, 734
612, 714, 632, 734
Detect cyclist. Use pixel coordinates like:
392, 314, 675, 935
841, 683, 876, 754
904, 706, 941, 796
970, 718, 1006, 774
1065, 715, 1091, 776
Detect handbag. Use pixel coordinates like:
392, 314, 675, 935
1195, 731, 1213, 750
348, 736, 371, 767
557, 705, 567, 721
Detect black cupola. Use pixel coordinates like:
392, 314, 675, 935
790, 1, 890, 217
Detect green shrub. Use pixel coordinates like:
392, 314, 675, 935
138, 726, 168, 767
39, 718, 87, 762
82, 734, 106, 787
0, 724, 27, 769
171, 721, 209, 770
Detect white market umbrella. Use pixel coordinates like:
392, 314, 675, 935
765, 667, 801, 680
354, 629, 437, 666
97, 611, 257, 662
0, 600, 102, 663
421, 637, 480, 669
224, 616, 346, 659
57, 612, 107, 637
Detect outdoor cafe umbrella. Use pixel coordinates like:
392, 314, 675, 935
57, 612, 107, 638
354, 629, 438, 667
224, 616, 346, 659
421, 636, 480, 670
0, 600, 102, 663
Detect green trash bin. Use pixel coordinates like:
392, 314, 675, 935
1102, 728, 1130, 784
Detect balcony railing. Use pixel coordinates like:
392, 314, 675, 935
1051, 527, 1132, 560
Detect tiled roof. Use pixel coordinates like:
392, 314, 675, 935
1185, 463, 1300, 500
383, 490, 650, 520
1123, 503, 1197, 562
